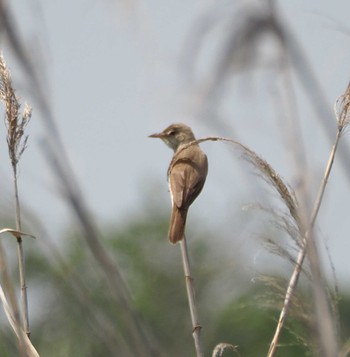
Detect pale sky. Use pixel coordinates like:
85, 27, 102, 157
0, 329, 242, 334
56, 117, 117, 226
2, 0, 350, 288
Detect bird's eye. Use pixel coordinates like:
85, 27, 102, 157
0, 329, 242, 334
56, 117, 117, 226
168, 130, 175, 136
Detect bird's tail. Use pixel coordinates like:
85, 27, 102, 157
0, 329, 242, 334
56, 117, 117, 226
168, 206, 188, 244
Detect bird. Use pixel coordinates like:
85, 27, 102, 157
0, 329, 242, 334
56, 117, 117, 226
149, 123, 208, 244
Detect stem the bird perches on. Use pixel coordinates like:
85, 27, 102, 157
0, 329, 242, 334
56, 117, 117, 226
179, 236, 203, 357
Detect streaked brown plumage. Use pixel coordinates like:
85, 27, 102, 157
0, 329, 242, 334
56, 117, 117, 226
149, 123, 208, 244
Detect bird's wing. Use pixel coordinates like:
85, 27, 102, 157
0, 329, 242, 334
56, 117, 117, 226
169, 158, 206, 210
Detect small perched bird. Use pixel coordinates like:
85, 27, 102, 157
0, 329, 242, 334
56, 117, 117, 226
149, 123, 208, 244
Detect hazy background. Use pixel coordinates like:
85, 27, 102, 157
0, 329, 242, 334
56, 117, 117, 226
1, 0, 350, 287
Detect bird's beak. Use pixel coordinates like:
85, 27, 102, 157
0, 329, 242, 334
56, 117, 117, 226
149, 132, 164, 138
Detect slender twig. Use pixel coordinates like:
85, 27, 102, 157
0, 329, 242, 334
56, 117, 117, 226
13, 168, 30, 338
179, 236, 203, 357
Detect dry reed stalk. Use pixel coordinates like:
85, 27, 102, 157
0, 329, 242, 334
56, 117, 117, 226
179, 237, 203, 357
180, 136, 299, 223
0, 54, 32, 338
267, 84, 350, 357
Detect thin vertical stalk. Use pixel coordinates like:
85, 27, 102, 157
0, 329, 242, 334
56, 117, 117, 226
13, 170, 30, 337
179, 236, 203, 357
267, 128, 342, 357
0, 54, 32, 339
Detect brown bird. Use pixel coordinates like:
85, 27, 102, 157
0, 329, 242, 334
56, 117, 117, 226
149, 123, 208, 244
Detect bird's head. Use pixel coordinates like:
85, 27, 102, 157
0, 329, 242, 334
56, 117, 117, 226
149, 123, 196, 152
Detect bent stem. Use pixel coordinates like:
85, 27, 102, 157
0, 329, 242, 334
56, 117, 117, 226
179, 236, 203, 357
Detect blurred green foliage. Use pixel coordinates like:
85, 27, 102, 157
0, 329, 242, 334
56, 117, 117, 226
0, 211, 349, 356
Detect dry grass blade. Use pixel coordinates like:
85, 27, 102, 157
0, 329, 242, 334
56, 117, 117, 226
237, 144, 301, 233
263, 238, 303, 270
0, 285, 39, 357
180, 136, 300, 228
0, 229, 36, 240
